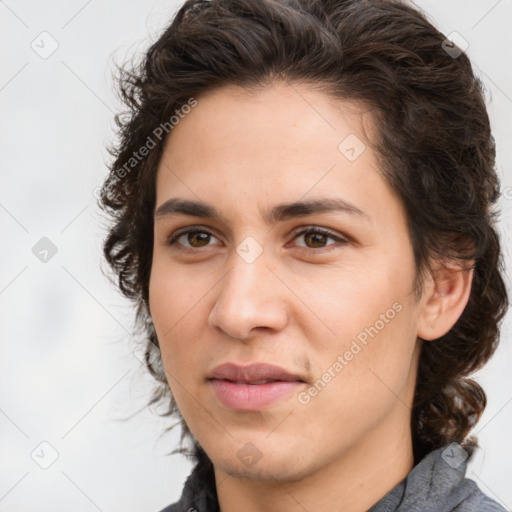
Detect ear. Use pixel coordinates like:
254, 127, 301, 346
417, 260, 474, 341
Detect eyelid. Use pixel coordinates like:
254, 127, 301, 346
290, 225, 348, 242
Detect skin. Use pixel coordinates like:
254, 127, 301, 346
149, 81, 473, 512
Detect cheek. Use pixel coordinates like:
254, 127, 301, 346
300, 262, 417, 405
306, 297, 417, 419
307, 262, 411, 347
148, 265, 221, 401
149, 260, 202, 333
148, 268, 194, 371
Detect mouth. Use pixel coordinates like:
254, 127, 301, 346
207, 362, 307, 410
216, 379, 292, 385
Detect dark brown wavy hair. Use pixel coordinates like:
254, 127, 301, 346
98, 0, 509, 467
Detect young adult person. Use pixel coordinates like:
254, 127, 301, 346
98, 1, 509, 510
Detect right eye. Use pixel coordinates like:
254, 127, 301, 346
167, 227, 221, 252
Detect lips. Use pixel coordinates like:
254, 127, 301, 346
207, 362, 306, 384
207, 362, 306, 410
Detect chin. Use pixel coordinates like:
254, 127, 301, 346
210, 444, 315, 483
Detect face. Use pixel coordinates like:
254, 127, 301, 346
149, 81, 423, 482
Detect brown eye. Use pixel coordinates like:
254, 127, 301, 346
303, 231, 329, 248
293, 227, 348, 251
185, 231, 211, 247
167, 228, 220, 251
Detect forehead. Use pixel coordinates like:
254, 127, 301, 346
153, 80, 406, 231
179, 80, 374, 142
156, 81, 378, 184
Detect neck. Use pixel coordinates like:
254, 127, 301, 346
214, 406, 415, 512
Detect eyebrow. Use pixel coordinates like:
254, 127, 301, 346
154, 197, 370, 225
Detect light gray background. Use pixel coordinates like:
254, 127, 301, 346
1, 1, 511, 511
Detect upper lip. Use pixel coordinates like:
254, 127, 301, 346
208, 362, 306, 383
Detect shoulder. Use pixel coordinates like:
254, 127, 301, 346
155, 493, 196, 512
155, 502, 181, 512
452, 477, 507, 512
154, 458, 218, 512
372, 445, 509, 512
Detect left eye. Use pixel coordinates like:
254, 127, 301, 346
167, 227, 348, 252
291, 227, 348, 250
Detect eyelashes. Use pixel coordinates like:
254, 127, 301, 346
166, 225, 349, 254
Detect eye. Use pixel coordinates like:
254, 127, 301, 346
290, 226, 348, 252
166, 225, 348, 253
167, 227, 220, 251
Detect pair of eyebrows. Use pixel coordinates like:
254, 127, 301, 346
154, 197, 371, 226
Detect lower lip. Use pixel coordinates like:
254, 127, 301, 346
209, 379, 304, 411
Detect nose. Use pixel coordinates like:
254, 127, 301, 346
208, 247, 289, 341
